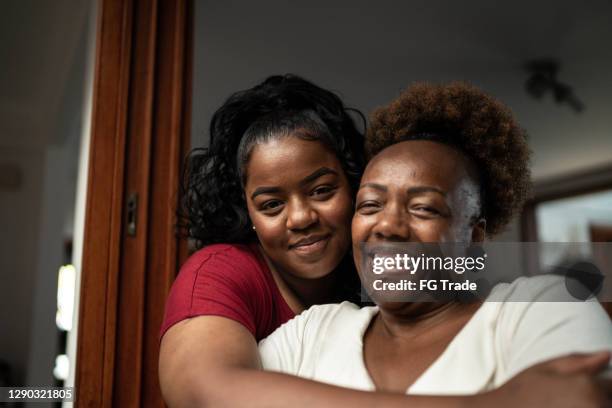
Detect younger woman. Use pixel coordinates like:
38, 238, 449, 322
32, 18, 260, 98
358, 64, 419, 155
160, 74, 379, 407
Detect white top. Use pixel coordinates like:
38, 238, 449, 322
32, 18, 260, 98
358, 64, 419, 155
259, 276, 612, 395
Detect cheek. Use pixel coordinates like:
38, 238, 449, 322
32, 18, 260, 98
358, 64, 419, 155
409, 219, 452, 242
415, 219, 470, 243
322, 191, 353, 234
252, 218, 284, 246
351, 216, 371, 278
351, 214, 373, 251
247, 207, 286, 248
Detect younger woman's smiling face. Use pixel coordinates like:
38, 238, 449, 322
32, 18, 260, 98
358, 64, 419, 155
244, 136, 353, 280
352, 140, 486, 268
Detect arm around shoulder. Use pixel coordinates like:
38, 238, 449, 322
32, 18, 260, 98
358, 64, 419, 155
159, 315, 262, 408
160, 312, 487, 408
500, 279, 612, 380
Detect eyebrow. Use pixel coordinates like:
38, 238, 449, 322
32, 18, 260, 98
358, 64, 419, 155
406, 186, 446, 196
359, 183, 446, 196
250, 167, 338, 200
359, 182, 387, 192
250, 186, 281, 200
300, 167, 338, 186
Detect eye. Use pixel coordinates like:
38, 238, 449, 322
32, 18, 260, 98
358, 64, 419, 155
356, 200, 381, 215
411, 206, 440, 218
310, 185, 336, 199
261, 199, 284, 213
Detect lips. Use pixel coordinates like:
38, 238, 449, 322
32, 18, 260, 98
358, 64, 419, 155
289, 234, 329, 248
289, 234, 331, 255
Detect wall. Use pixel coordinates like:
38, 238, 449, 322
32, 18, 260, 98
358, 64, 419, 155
192, 0, 612, 183
0, 0, 92, 391
24, 11, 91, 394
0, 148, 44, 385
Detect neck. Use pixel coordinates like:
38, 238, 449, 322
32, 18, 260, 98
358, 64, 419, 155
257, 244, 340, 310
374, 301, 481, 340
282, 270, 339, 308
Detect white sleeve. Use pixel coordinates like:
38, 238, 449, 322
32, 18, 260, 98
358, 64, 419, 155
258, 310, 310, 374
258, 305, 331, 375
500, 279, 612, 381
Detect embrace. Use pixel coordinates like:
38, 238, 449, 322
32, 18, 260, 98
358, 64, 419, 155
160, 75, 612, 407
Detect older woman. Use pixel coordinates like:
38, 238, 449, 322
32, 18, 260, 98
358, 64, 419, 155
259, 82, 612, 407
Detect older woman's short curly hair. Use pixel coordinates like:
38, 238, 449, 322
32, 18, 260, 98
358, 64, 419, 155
366, 82, 531, 236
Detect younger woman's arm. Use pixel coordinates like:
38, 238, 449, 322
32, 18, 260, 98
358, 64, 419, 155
158, 315, 611, 408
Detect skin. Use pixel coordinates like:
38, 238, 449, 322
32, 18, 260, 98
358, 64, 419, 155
353, 140, 487, 392
351, 140, 612, 403
244, 137, 353, 308
159, 137, 611, 408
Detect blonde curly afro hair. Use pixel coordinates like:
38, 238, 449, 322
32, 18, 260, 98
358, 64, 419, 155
366, 82, 531, 236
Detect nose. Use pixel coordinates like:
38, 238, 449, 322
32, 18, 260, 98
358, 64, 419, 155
372, 203, 411, 241
286, 197, 318, 231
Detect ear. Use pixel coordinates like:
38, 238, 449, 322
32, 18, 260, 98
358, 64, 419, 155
471, 218, 487, 243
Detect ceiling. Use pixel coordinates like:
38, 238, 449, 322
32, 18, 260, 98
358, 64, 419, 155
0, 0, 90, 150
0, 0, 610, 180
193, 0, 612, 180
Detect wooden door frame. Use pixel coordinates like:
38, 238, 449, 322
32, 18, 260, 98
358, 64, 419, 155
521, 165, 612, 317
521, 164, 612, 241
75, 0, 192, 406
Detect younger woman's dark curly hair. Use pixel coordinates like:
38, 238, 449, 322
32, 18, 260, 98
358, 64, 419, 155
181, 74, 366, 248
366, 82, 531, 236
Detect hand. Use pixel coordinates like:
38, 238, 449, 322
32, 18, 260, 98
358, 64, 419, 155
483, 351, 612, 408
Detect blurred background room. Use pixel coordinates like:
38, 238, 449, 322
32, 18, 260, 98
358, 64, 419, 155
0, 0, 610, 406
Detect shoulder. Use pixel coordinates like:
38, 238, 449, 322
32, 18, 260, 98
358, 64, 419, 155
487, 274, 575, 302
171, 242, 275, 303
183, 243, 262, 270
260, 302, 374, 349
161, 243, 272, 338
301, 301, 364, 317
489, 275, 610, 329
487, 276, 612, 380
177, 243, 266, 284
258, 302, 375, 373
300, 301, 375, 330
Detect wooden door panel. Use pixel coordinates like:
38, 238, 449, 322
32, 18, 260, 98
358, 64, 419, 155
75, 0, 192, 406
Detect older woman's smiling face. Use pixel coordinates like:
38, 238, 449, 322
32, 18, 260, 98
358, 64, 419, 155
351, 140, 487, 311
352, 140, 486, 266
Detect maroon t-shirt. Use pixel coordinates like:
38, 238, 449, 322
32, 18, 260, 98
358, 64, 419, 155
160, 243, 295, 341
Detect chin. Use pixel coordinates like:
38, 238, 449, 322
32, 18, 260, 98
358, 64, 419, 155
288, 256, 342, 280
286, 244, 347, 280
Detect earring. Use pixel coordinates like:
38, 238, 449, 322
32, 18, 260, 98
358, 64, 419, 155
252, 225, 256, 231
